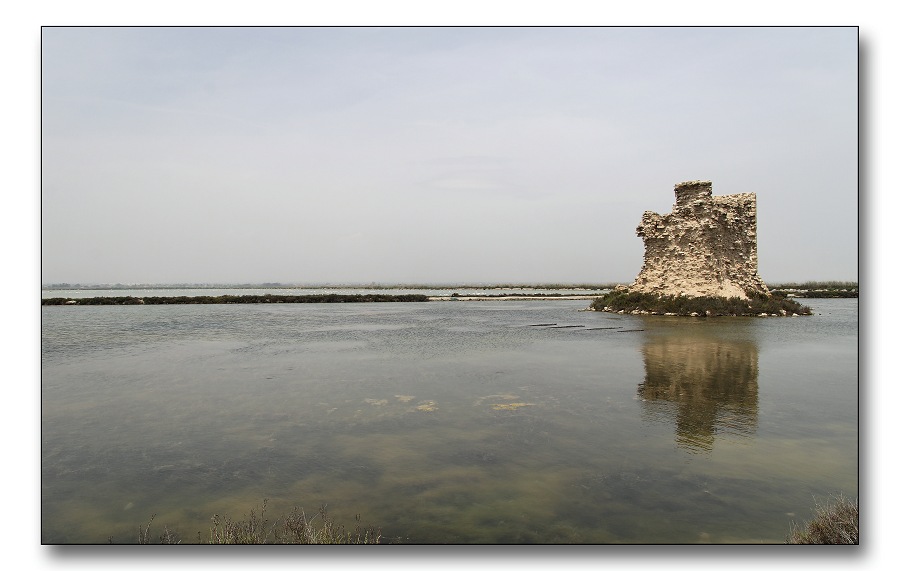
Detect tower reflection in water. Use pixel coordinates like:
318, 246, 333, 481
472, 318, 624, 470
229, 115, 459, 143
638, 327, 759, 453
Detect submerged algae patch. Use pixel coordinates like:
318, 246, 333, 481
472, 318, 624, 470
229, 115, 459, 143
474, 393, 536, 411
490, 403, 535, 411
416, 400, 439, 412
473, 394, 520, 406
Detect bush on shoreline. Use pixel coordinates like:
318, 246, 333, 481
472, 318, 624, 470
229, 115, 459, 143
590, 290, 813, 317
786, 495, 858, 544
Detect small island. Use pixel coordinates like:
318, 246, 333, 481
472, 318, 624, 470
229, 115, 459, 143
590, 180, 812, 317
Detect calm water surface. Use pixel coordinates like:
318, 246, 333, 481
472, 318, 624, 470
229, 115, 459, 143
41, 297, 858, 543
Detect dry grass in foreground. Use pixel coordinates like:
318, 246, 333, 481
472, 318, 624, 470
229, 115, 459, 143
787, 495, 859, 544
127, 500, 382, 544
125, 494, 858, 544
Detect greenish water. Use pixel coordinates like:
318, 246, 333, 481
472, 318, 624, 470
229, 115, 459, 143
41, 297, 858, 543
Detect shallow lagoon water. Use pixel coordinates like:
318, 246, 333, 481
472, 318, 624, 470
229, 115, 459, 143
41, 297, 858, 543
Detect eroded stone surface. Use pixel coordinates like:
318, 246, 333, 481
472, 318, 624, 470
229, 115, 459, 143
629, 180, 769, 300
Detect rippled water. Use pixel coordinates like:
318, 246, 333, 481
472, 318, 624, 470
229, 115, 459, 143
41, 297, 858, 543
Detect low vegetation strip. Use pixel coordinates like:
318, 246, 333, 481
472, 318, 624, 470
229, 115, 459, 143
769, 281, 858, 298
430, 294, 600, 301
42, 294, 430, 306
769, 289, 858, 299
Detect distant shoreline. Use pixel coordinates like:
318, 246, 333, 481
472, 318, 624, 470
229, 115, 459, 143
428, 295, 600, 301
41, 291, 854, 306
41, 294, 432, 306
41, 293, 610, 306
39, 282, 620, 291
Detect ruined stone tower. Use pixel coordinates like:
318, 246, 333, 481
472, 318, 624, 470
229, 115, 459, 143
629, 180, 769, 300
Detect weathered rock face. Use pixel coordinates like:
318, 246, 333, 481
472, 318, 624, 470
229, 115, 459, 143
629, 180, 769, 300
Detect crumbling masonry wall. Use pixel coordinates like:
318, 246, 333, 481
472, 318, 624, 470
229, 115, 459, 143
629, 180, 769, 300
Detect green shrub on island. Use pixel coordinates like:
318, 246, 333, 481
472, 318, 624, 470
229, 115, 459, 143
590, 290, 812, 317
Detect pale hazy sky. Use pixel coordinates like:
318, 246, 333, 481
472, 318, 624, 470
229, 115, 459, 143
41, 26, 858, 285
